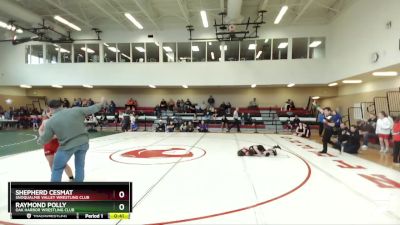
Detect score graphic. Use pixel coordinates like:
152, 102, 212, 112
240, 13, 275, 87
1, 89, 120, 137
8, 182, 132, 219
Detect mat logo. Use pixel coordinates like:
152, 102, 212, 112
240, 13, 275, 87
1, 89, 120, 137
110, 145, 206, 165
122, 148, 194, 158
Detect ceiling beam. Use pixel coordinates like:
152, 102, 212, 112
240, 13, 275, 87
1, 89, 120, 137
45, 0, 92, 28
258, 0, 269, 11
220, 0, 225, 12
87, 0, 129, 30
132, 0, 160, 30
176, 0, 190, 24
293, 0, 314, 22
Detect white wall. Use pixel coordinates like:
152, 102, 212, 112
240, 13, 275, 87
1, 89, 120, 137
2, 0, 400, 86
328, 0, 400, 81
0, 25, 331, 86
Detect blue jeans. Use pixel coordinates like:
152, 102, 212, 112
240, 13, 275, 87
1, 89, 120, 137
51, 143, 89, 182
362, 132, 376, 146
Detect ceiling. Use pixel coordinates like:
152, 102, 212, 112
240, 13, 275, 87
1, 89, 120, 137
0, 0, 352, 34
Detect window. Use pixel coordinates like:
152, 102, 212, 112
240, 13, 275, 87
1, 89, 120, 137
207, 41, 220, 62
309, 37, 325, 59
86, 44, 100, 63
146, 42, 159, 62
59, 43, 72, 63
272, 38, 288, 60
117, 43, 130, 63
163, 42, 176, 62
255, 39, 271, 60
132, 43, 144, 62
104, 43, 117, 62
73, 44, 86, 63
25, 45, 29, 64
292, 38, 308, 59
26, 45, 44, 64
178, 42, 191, 62
46, 44, 58, 63
192, 42, 206, 62
224, 41, 239, 61
240, 40, 256, 61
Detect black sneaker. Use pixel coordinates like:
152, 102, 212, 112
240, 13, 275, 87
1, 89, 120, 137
272, 149, 277, 156
319, 151, 327, 154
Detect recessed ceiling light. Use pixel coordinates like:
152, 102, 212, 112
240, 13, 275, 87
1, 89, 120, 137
278, 42, 288, 49
182, 85, 188, 88
328, 82, 338, 87
54, 15, 81, 31
20, 84, 32, 88
149, 85, 156, 88
342, 80, 362, 84
251, 84, 257, 88
200, 10, 208, 28
83, 85, 93, 88
51, 85, 63, 88
287, 83, 295, 87
124, 13, 143, 29
208, 42, 212, 45
312, 96, 320, 100
274, 5, 288, 24
372, 71, 398, 76
309, 41, 322, 48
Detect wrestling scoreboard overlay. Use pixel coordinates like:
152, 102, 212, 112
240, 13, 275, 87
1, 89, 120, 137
8, 182, 132, 219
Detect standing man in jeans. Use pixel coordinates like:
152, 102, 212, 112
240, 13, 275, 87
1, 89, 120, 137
38, 97, 105, 182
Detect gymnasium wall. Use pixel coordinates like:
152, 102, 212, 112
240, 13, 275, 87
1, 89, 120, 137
319, 76, 400, 114
20, 86, 338, 109
328, 0, 400, 80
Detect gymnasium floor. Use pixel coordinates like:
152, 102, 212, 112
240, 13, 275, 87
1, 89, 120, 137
0, 132, 399, 224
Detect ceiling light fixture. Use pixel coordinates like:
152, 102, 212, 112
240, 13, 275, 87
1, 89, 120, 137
211, 51, 215, 60
163, 46, 173, 52
251, 84, 257, 88
182, 85, 188, 88
20, 84, 32, 88
328, 82, 338, 87
372, 71, 398, 76
274, 5, 288, 24
149, 85, 156, 88
191, 46, 199, 51
51, 85, 63, 88
81, 47, 95, 53
108, 47, 120, 53
312, 96, 320, 100
309, 41, 322, 48
256, 51, 262, 59
54, 15, 81, 31
248, 44, 256, 50
342, 80, 362, 84
124, 13, 143, 29
278, 42, 288, 49
200, 10, 208, 28
135, 46, 145, 52
83, 85, 93, 88
287, 83, 295, 87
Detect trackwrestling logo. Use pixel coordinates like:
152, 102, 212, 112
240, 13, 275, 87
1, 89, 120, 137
109, 145, 206, 165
